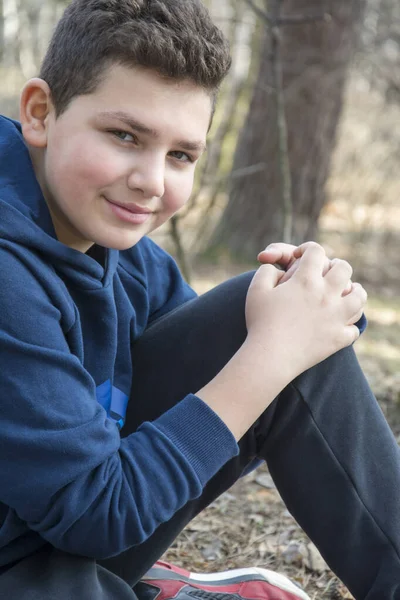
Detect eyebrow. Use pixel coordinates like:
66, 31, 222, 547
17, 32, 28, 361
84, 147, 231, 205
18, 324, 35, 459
97, 110, 207, 153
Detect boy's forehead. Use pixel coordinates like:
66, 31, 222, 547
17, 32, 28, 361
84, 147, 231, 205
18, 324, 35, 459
94, 64, 212, 109
82, 64, 213, 139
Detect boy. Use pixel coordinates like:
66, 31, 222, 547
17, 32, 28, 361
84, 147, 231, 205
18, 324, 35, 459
0, 1, 398, 598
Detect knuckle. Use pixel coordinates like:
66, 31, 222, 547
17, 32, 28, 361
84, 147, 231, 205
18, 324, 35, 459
298, 272, 316, 290
307, 241, 324, 253
260, 263, 275, 273
339, 258, 348, 266
335, 258, 353, 276
304, 241, 320, 249
344, 260, 353, 276
255, 264, 275, 285
330, 258, 341, 267
350, 309, 363, 324
344, 327, 358, 347
353, 282, 368, 302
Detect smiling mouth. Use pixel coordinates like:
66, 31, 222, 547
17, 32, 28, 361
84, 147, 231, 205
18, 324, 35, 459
106, 198, 153, 214
105, 197, 154, 225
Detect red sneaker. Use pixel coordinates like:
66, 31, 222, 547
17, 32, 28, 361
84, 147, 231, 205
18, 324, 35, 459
136, 560, 310, 600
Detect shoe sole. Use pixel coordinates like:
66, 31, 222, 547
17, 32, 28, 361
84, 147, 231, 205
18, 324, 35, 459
143, 566, 310, 600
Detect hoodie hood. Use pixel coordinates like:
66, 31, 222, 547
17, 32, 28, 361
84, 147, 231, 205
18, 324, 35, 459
0, 115, 118, 288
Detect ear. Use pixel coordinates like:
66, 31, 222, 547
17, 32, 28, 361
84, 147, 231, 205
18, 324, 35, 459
20, 78, 54, 148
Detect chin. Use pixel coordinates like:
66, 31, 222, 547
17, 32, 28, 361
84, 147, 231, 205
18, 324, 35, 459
96, 233, 147, 251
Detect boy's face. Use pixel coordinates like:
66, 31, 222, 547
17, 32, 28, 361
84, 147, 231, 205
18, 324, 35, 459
25, 65, 212, 253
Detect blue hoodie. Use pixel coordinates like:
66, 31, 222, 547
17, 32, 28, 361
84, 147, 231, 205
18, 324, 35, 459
0, 116, 239, 567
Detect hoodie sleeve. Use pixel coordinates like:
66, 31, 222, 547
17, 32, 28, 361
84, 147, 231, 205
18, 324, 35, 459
0, 248, 238, 559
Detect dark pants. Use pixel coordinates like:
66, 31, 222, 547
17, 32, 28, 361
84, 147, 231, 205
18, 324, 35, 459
2, 273, 400, 599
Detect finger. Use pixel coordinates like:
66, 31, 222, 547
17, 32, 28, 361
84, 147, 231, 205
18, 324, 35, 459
293, 241, 325, 259
352, 282, 368, 304
250, 264, 286, 292
257, 243, 297, 268
343, 324, 361, 346
294, 244, 330, 277
281, 254, 331, 284
324, 258, 353, 291
341, 279, 353, 297
348, 308, 364, 326
279, 259, 300, 284
293, 244, 326, 279
312, 256, 342, 278
322, 260, 332, 277
341, 283, 368, 321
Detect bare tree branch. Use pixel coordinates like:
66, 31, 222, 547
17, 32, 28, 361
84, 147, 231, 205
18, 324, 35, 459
194, 164, 267, 247
279, 13, 332, 26
242, 0, 272, 25
270, 0, 293, 242
169, 216, 192, 283
230, 163, 267, 180
243, 0, 330, 27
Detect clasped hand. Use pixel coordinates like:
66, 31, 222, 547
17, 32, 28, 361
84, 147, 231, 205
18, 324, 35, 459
245, 242, 368, 380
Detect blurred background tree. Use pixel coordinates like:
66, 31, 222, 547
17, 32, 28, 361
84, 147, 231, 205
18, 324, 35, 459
210, 0, 366, 259
360, 0, 400, 103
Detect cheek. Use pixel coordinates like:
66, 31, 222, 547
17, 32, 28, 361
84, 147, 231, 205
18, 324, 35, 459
164, 172, 195, 213
47, 135, 123, 197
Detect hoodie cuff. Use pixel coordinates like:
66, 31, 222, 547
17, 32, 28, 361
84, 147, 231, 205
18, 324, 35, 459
152, 394, 239, 486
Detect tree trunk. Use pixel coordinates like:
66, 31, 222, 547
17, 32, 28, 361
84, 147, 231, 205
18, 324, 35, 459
3, 0, 20, 66
209, 0, 365, 261
0, 0, 4, 62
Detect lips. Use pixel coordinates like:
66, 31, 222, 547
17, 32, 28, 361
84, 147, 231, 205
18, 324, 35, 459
106, 198, 153, 215
105, 196, 154, 225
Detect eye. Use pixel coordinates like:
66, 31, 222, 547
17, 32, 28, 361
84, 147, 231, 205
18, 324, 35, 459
169, 150, 194, 163
110, 130, 137, 143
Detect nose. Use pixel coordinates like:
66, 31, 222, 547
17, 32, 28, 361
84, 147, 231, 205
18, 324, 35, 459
127, 155, 165, 199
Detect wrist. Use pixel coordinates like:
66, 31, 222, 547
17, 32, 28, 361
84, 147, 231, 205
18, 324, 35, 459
196, 338, 293, 441
241, 335, 297, 389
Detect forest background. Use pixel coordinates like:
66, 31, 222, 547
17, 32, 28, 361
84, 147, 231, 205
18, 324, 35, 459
1, 1, 400, 597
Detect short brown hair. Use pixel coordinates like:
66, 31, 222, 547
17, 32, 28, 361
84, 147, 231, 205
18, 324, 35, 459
39, 0, 231, 117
